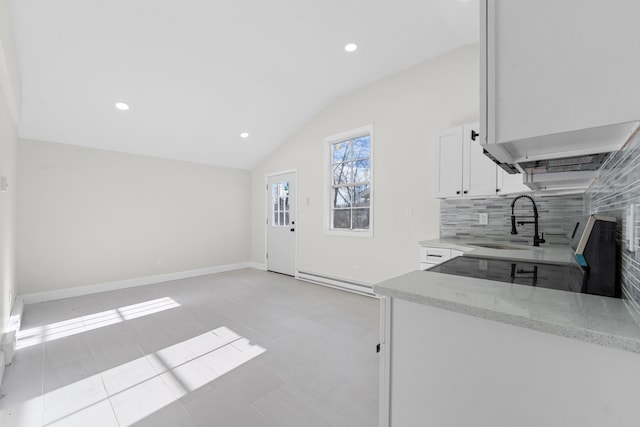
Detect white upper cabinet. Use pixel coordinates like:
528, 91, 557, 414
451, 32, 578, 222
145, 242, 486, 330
480, 0, 640, 164
463, 123, 497, 196
436, 122, 498, 198
435, 126, 464, 198
496, 168, 530, 196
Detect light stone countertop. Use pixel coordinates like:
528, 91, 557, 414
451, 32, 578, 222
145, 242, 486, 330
375, 238, 640, 354
419, 237, 577, 265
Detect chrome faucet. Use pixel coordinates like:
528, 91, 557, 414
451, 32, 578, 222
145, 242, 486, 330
510, 195, 546, 247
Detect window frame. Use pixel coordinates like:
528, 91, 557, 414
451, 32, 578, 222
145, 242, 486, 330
323, 124, 374, 237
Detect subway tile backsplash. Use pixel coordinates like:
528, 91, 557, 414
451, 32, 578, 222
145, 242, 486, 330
441, 132, 640, 325
440, 194, 585, 245
585, 130, 640, 325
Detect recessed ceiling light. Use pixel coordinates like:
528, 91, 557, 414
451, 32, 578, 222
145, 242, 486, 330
115, 102, 130, 111
240, 132, 250, 138
344, 43, 358, 53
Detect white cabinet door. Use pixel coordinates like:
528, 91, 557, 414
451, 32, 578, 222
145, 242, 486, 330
436, 123, 498, 199
463, 122, 497, 197
482, 0, 640, 148
389, 299, 640, 427
496, 168, 530, 196
435, 127, 463, 198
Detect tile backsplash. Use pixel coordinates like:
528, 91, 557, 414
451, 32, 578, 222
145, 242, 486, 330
440, 130, 640, 325
440, 194, 585, 245
585, 130, 640, 324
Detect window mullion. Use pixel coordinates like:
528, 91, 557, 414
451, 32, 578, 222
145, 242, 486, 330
326, 127, 372, 234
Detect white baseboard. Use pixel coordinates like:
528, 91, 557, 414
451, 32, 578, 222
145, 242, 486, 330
297, 270, 377, 297
21, 262, 251, 305
249, 262, 266, 271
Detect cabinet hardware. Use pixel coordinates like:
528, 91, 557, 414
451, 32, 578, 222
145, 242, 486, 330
463, 190, 468, 194
471, 130, 479, 141
456, 190, 461, 194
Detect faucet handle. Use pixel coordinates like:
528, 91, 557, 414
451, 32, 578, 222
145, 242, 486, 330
540, 233, 546, 244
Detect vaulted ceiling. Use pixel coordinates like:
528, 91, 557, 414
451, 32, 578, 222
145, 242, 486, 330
8, 0, 478, 169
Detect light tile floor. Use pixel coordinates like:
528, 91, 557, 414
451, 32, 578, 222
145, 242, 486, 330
0, 269, 380, 426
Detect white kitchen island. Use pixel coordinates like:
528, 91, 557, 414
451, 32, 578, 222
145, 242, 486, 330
375, 255, 640, 427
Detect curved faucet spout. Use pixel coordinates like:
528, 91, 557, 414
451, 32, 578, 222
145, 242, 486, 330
510, 195, 545, 246
511, 195, 539, 217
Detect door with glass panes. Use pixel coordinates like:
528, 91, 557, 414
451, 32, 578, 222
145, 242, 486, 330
266, 171, 296, 276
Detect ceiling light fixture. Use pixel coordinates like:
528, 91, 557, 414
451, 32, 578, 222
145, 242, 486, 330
344, 43, 358, 52
240, 132, 250, 138
115, 102, 130, 111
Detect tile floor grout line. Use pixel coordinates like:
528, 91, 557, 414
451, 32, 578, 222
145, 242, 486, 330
100, 374, 122, 427
40, 341, 45, 427
9, 270, 379, 426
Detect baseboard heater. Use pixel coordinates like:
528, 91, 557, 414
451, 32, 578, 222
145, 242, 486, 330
297, 271, 376, 297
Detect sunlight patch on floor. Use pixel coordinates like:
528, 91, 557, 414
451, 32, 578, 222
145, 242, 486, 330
16, 297, 180, 349
28, 326, 266, 426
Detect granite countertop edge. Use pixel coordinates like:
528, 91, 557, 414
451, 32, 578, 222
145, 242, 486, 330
418, 238, 578, 265
375, 284, 640, 355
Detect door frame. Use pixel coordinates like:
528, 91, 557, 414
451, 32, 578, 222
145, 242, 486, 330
264, 169, 298, 277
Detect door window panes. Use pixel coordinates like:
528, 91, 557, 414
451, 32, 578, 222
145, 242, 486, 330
272, 181, 290, 227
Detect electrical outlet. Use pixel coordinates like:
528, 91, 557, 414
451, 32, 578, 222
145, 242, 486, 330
354, 265, 360, 273
479, 213, 489, 225
157, 258, 165, 267
405, 208, 412, 217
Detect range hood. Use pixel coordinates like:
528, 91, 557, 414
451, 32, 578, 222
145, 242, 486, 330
482, 121, 640, 191
519, 152, 611, 191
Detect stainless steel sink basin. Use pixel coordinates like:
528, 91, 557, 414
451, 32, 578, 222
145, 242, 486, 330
469, 243, 529, 250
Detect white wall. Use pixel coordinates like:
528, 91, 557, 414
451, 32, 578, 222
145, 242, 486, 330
18, 140, 251, 294
251, 44, 479, 284
0, 89, 18, 333
0, 0, 19, 335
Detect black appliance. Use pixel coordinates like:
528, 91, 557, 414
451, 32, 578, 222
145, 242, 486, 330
429, 214, 619, 298
569, 215, 618, 297
428, 257, 594, 294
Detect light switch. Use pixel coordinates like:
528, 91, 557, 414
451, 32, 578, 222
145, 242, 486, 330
626, 204, 636, 252
479, 213, 488, 225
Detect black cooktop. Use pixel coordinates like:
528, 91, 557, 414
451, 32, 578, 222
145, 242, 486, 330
428, 256, 617, 297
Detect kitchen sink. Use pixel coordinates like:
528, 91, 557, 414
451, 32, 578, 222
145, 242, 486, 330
468, 243, 529, 250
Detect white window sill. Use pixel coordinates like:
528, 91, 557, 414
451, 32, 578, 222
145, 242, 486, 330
324, 229, 373, 238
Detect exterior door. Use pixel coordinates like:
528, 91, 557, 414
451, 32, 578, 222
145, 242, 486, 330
266, 171, 296, 276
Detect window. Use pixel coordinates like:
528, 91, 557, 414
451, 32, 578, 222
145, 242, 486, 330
271, 181, 290, 227
325, 125, 373, 236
